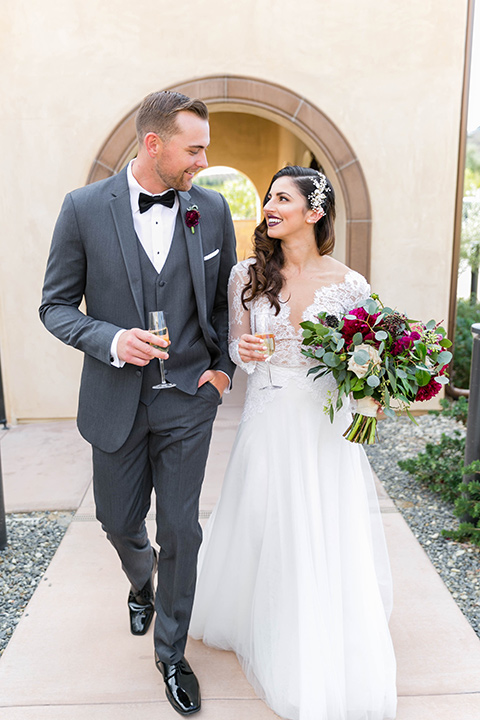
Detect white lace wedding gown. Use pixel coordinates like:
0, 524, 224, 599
190, 261, 397, 720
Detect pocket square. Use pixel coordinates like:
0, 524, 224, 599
203, 249, 220, 261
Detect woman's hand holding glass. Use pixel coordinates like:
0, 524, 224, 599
238, 312, 282, 390
238, 333, 271, 364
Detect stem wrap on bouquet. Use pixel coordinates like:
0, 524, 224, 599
343, 396, 378, 444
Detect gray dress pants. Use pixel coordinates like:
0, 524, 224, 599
92, 381, 221, 663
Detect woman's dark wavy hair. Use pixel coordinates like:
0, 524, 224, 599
241, 165, 336, 313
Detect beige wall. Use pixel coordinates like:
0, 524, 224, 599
0, 0, 469, 421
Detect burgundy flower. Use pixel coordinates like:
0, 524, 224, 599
185, 205, 200, 234
341, 307, 381, 347
415, 365, 447, 402
391, 331, 421, 356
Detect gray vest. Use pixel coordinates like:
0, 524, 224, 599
139, 216, 211, 405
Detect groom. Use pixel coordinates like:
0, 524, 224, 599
40, 90, 236, 715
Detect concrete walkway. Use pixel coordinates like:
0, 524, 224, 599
1, 373, 480, 719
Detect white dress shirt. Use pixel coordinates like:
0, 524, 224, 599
110, 161, 178, 366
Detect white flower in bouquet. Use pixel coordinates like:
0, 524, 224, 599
347, 344, 382, 378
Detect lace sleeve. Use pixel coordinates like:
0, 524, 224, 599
228, 261, 256, 374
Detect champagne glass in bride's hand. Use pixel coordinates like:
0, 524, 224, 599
253, 312, 282, 390
148, 311, 176, 390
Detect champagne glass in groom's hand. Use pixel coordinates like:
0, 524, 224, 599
148, 311, 176, 390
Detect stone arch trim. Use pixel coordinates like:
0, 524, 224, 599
87, 76, 371, 278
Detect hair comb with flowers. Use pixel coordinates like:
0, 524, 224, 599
308, 174, 330, 213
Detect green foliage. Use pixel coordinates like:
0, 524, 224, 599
398, 432, 465, 504
397, 424, 480, 547
443, 461, 480, 546
194, 172, 257, 220
464, 139, 480, 191
429, 396, 469, 425
460, 198, 480, 274
452, 298, 480, 388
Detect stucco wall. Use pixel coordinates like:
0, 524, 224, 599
0, 0, 469, 421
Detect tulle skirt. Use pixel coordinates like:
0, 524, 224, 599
190, 368, 397, 720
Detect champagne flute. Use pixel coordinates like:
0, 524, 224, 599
253, 312, 282, 390
148, 311, 176, 390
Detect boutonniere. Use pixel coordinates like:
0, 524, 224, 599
185, 205, 200, 234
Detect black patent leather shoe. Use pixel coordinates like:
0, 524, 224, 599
155, 654, 201, 715
128, 549, 157, 636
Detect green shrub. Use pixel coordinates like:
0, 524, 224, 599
452, 298, 480, 388
398, 432, 466, 504
429, 396, 469, 424
398, 427, 480, 547
444, 462, 480, 545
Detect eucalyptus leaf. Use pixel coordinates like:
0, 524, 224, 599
396, 368, 407, 378
375, 330, 388, 340
315, 347, 325, 359
352, 332, 364, 346
365, 299, 378, 315
353, 349, 370, 364
437, 350, 452, 365
323, 352, 341, 367
367, 375, 380, 387
434, 375, 449, 385
383, 407, 396, 420
426, 319, 436, 330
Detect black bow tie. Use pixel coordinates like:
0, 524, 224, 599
138, 190, 176, 213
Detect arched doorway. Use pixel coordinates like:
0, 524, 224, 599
87, 76, 372, 278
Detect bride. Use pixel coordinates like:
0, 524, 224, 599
190, 165, 397, 720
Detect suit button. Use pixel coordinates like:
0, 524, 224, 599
158, 280, 166, 287
135, 370, 142, 377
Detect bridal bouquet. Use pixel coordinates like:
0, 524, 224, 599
300, 295, 452, 444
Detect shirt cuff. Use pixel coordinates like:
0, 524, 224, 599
217, 370, 232, 393
110, 329, 127, 368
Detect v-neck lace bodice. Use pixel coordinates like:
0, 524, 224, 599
228, 259, 371, 421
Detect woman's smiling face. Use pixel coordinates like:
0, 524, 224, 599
263, 176, 316, 240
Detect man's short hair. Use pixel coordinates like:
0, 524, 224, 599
135, 91, 209, 144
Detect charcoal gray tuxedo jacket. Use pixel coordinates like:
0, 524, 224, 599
40, 167, 237, 453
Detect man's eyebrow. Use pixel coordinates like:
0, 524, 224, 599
187, 143, 209, 150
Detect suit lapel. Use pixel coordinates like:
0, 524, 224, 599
109, 170, 145, 327
178, 191, 207, 326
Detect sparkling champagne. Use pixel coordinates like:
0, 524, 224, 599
150, 327, 170, 351
255, 332, 275, 356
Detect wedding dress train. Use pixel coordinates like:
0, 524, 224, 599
190, 261, 397, 720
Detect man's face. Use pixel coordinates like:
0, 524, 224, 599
154, 111, 210, 191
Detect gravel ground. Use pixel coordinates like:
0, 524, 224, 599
0, 511, 73, 657
0, 413, 478, 659
365, 412, 480, 639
